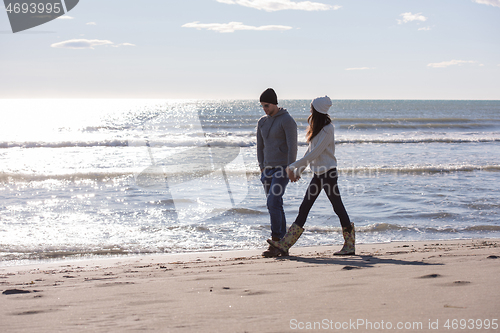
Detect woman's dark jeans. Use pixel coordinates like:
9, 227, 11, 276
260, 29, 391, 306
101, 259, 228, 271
294, 168, 351, 229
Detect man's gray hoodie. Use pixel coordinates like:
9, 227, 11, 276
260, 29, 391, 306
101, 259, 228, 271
257, 108, 298, 170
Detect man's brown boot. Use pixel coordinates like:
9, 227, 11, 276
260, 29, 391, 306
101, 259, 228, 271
262, 236, 286, 257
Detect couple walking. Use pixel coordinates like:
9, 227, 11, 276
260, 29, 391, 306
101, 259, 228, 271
257, 88, 355, 258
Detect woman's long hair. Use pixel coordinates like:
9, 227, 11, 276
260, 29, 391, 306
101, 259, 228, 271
306, 106, 331, 143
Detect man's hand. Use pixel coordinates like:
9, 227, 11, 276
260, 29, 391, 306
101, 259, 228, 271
286, 166, 300, 182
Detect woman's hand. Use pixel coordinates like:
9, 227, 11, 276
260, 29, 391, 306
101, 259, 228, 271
286, 166, 300, 182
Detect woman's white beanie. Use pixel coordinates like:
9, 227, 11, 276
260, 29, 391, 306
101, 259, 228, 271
312, 96, 332, 114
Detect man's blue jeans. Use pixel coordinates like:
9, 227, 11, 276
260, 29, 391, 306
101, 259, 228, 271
260, 166, 289, 239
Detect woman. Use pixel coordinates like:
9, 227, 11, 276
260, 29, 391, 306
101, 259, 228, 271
267, 96, 355, 256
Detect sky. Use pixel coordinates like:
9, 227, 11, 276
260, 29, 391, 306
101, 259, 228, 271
1, 0, 499, 100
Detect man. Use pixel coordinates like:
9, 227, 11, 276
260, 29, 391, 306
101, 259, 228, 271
257, 88, 298, 257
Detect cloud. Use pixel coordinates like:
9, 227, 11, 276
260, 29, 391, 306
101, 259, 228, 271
427, 60, 477, 68
216, 0, 340, 12
182, 21, 292, 33
112, 43, 136, 48
56, 15, 74, 20
86, 22, 97, 25
345, 67, 373, 71
473, 0, 500, 8
50, 39, 134, 49
418, 26, 432, 31
397, 12, 427, 24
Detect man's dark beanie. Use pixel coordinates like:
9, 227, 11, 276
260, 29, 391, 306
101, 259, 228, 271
260, 88, 278, 105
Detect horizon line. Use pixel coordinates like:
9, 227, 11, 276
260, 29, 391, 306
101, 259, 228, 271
1, 98, 499, 101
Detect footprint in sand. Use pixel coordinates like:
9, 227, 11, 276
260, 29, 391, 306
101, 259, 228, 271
2, 289, 43, 295
2, 289, 31, 295
342, 266, 361, 270
419, 273, 441, 279
453, 281, 471, 285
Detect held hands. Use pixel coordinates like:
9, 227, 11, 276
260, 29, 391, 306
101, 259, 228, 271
286, 166, 300, 182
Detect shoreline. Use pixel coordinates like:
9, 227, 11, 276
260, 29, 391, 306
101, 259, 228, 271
0, 236, 497, 269
1, 238, 499, 332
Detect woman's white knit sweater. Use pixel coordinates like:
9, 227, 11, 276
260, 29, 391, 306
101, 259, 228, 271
288, 123, 337, 176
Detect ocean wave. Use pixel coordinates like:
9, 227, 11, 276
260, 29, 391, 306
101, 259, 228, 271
244, 164, 500, 176
339, 123, 494, 130
1, 223, 499, 264
0, 171, 134, 182
0, 140, 129, 149
307, 223, 500, 234
1, 136, 498, 149
338, 164, 500, 175
0, 139, 257, 149
0, 246, 147, 263
3, 163, 498, 183
333, 117, 499, 123
0, 247, 131, 261
226, 207, 266, 215
335, 138, 500, 144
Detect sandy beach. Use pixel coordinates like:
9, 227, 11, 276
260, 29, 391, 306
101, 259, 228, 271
1, 239, 499, 332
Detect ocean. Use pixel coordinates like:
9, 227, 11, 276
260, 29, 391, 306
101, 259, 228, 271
1, 99, 499, 265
